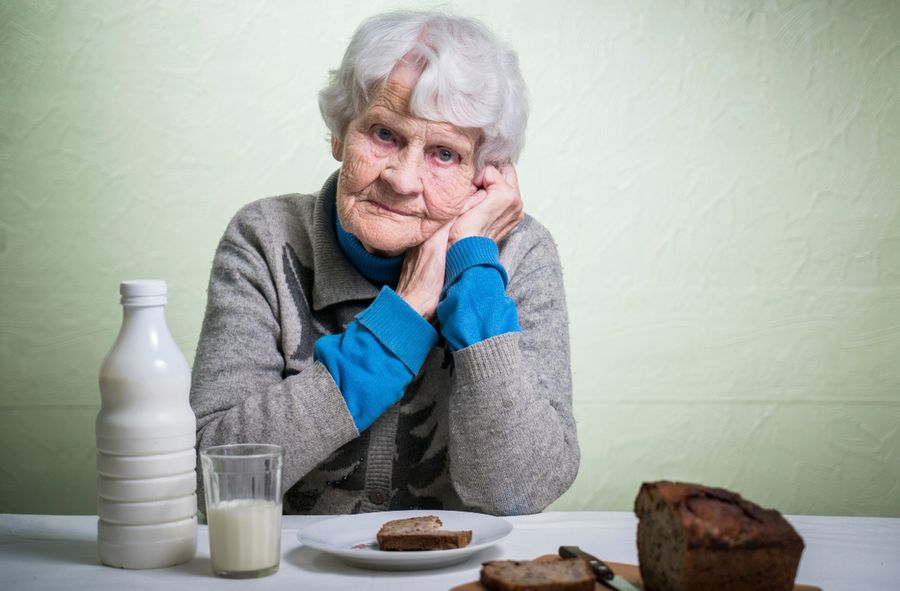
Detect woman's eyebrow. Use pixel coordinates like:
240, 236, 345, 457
427, 127, 474, 154
365, 106, 409, 127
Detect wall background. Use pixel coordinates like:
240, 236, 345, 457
2, 0, 898, 516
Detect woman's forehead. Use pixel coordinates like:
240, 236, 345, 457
367, 101, 471, 134
365, 62, 479, 144
368, 60, 421, 114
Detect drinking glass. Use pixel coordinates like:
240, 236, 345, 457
199, 443, 284, 578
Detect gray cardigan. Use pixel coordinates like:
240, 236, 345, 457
190, 173, 579, 515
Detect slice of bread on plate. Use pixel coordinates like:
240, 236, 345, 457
376, 515, 472, 551
480, 558, 595, 591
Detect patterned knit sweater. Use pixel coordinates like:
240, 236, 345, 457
190, 172, 580, 515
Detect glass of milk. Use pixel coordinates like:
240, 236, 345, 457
199, 443, 284, 578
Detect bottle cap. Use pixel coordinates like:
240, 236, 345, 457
120, 280, 168, 305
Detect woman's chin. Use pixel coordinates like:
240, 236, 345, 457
356, 230, 414, 258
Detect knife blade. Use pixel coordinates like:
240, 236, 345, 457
559, 545, 641, 591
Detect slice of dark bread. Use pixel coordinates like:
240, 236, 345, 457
635, 481, 805, 591
480, 558, 595, 591
376, 515, 472, 551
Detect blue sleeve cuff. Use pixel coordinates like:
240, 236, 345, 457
355, 286, 439, 375
438, 239, 521, 352
437, 265, 521, 351
445, 236, 509, 289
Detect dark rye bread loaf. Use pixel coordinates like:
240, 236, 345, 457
635, 481, 804, 591
377, 515, 472, 551
480, 558, 595, 591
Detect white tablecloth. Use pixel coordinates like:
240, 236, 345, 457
1, 512, 898, 590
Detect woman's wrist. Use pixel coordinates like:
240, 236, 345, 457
396, 285, 439, 320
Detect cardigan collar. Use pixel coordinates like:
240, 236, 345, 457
310, 171, 390, 311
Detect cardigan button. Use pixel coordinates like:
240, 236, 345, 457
368, 489, 388, 505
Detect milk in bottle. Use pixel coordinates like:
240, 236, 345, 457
96, 280, 197, 568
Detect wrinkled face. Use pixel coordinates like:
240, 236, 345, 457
333, 62, 481, 257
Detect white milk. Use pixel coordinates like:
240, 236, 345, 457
207, 499, 282, 573
96, 281, 197, 569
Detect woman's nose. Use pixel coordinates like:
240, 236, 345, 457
381, 150, 424, 196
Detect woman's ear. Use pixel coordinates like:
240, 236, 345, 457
331, 136, 343, 161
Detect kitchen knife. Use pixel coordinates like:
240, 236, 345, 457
559, 545, 642, 591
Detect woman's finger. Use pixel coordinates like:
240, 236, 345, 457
498, 161, 519, 187
480, 164, 503, 189
461, 189, 488, 214
472, 167, 487, 190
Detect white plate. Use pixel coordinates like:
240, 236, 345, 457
297, 510, 513, 570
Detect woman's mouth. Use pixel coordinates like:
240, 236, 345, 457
369, 200, 415, 216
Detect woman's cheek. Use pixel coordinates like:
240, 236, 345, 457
433, 173, 476, 214
424, 197, 462, 222
335, 196, 357, 234
340, 136, 384, 191
340, 158, 373, 192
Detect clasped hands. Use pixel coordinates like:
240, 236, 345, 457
396, 163, 523, 320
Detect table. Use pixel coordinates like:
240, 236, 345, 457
1, 512, 898, 590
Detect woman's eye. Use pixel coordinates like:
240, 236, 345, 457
436, 148, 455, 163
375, 127, 394, 142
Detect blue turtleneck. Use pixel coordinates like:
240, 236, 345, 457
334, 215, 404, 287
314, 214, 520, 431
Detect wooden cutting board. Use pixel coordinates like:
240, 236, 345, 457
450, 555, 821, 591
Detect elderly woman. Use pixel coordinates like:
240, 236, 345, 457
191, 10, 578, 516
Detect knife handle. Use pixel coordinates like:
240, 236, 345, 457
558, 545, 615, 581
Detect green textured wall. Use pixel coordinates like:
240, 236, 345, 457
2, 0, 898, 516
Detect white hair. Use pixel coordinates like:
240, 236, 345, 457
318, 10, 529, 167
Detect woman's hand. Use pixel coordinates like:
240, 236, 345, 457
396, 221, 453, 320
396, 162, 522, 320
449, 162, 524, 246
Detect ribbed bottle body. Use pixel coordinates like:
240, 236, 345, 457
96, 281, 197, 569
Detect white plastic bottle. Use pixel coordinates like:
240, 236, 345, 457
96, 280, 198, 568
